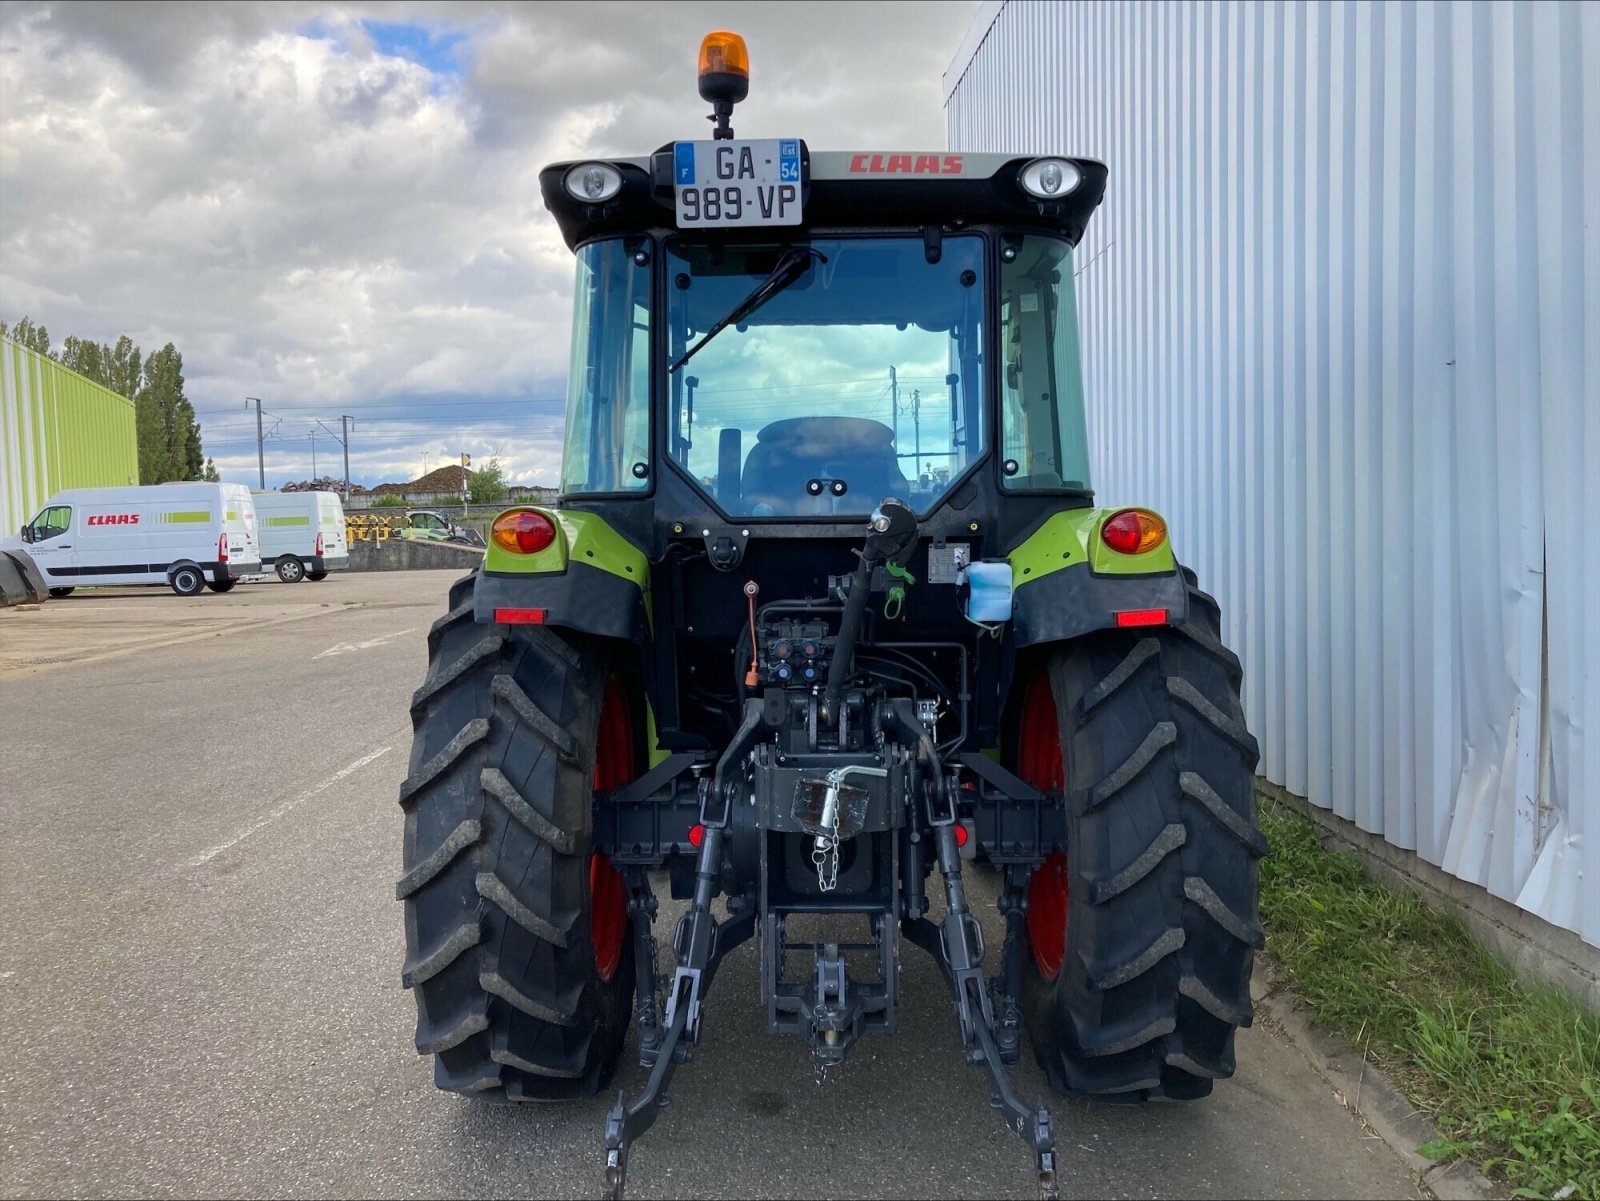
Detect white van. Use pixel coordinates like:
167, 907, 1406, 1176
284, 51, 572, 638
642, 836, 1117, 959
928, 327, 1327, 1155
252, 490, 350, 583
16, 482, 262, 597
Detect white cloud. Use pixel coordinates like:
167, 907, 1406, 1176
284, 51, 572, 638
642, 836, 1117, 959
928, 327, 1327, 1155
0, 0, 981, 487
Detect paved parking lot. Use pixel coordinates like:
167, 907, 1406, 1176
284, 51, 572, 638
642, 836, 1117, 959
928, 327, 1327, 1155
0, 571, 1422, 1199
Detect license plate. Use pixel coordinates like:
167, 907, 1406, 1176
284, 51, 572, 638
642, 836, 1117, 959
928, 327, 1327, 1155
673, 139, 803, 227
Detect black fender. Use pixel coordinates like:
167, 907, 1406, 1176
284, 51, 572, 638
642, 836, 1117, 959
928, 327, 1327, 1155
472, 563, 649, 643
1009, 559, 1188, 648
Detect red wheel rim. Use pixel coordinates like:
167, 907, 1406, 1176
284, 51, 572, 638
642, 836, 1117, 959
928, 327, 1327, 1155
1018, 673, 1068, 980
1027, 853, 1070, 980
589, 677, 633, 983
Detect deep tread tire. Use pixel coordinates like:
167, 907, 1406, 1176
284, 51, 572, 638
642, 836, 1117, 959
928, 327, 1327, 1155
1021, 574, 1263, 1101
400, 572, 635, 1100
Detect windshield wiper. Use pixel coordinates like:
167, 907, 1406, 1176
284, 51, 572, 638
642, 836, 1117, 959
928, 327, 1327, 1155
669, 246, 827, 372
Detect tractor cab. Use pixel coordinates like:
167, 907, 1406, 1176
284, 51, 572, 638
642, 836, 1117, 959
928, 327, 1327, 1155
540, 122, 1107, 531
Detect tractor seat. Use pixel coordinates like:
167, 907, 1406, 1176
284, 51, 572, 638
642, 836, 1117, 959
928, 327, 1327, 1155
740, 416, 908, 513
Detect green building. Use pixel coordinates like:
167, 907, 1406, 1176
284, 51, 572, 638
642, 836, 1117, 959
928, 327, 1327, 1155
1, 336, 139, 538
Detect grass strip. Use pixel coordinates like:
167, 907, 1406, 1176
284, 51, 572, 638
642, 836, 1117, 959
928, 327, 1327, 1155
1257, 796, 1599, 1200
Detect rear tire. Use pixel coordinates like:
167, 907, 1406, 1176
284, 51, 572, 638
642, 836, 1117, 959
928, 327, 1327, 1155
277, 557, 306, 584
170, 566, 205, 596
208, 580, 236, 593
48, 587, 74, 598
307, 571, 328, 581
1017, 574, 1264, 1101
400, 573, 636, 1100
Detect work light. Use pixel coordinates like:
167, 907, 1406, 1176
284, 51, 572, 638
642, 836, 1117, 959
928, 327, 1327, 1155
1019, 158, 1082, 199
564, 162, 623, 202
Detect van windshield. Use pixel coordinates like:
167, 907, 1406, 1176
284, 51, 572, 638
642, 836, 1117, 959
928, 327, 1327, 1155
666, 235, 987, 517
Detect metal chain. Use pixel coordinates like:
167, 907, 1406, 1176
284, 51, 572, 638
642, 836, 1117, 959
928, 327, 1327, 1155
812, 804, 841, 892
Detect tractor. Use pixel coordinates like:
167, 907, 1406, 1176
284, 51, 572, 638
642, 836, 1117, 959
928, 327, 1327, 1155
398, 30, 1262, 1200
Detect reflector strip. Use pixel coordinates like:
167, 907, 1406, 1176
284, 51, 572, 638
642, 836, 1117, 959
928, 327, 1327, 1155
494, 607, 547, 625
1115, 608, 1168, 627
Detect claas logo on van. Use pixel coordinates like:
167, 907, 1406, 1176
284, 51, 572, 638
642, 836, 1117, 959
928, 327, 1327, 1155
87, 514, 140, 526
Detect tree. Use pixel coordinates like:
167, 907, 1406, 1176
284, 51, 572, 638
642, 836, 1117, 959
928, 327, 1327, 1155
203, 458, 220, 482
136, 343, 204, 484
466, 458, 509, 505
7, 318, 212, 481
104, 336, 143, 401
57, 333, 142, 406
2, 316, 51, 356
59, 335, 105, 383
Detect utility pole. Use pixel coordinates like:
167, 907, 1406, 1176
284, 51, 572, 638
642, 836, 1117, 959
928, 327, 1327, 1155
911, 388, 922, 478
341, 415, 353, 500
310, 427, 318, 478
316, 417, 355, 500
888, 366, 898, 446
245, 397, 265, 488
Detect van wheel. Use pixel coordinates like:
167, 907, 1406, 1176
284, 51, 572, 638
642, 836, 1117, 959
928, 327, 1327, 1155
170, 566, 205, 596
277, 557, 306, 584
208, 580, 236, 593
48, 587, 74, 598
307, 571, 329, 581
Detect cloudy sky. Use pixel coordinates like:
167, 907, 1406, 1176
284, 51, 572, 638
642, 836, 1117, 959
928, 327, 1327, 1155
0, 0, 982, 489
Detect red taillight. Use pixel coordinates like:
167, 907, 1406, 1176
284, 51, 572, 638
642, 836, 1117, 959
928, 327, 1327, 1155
491, 510, 558, 555
1101, 509, 1167, 555
688, 823, 705, 848
315, 531, 324, 556
1115, 608, 1169, 627
954, 823, 970, 847
218, 532, 229, 562
493, 607, 547, 624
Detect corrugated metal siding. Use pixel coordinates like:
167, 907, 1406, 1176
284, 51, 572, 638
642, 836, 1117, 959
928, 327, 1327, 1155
947, 0, 1600, 948
1, 337, 139, 536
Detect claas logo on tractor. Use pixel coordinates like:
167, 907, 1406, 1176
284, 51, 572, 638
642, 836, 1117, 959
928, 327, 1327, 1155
397, 28, 1261, 1201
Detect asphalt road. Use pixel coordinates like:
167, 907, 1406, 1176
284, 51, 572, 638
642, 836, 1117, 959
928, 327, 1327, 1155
1, 571, 1422, 1200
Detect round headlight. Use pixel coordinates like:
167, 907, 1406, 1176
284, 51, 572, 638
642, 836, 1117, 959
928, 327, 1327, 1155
1019, 158, 1082, 199
565, 162, 623, 203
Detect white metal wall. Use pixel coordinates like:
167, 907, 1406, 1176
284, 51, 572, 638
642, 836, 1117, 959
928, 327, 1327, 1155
947, 0, 1600, 949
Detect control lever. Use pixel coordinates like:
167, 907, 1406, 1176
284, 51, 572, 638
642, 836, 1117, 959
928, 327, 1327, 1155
822, 499, 917, 723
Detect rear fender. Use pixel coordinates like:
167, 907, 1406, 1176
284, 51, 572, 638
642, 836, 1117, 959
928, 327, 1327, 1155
1006, 507, 1187, 647
472, 507, 650, 643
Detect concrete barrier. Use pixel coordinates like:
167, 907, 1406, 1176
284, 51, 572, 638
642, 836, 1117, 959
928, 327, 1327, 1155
347, 536, 484, 572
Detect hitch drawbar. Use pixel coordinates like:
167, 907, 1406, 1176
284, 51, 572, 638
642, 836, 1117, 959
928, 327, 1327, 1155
599, 800, 1059, 1200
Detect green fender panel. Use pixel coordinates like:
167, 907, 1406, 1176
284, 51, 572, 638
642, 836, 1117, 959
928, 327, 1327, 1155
483, 507, 647, 584
1006, 507, 1187, 647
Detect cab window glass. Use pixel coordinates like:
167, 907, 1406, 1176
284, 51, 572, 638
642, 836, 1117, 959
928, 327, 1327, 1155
999, 235, 1092, 491
560, 239, 651, 495
34, 506, 71, 539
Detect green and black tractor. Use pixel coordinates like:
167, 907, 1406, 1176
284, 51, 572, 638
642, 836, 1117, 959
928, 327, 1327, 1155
398, 31, 1262, 1200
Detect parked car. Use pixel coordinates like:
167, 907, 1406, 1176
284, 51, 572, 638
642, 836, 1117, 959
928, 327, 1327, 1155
402, 509, 485, 546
